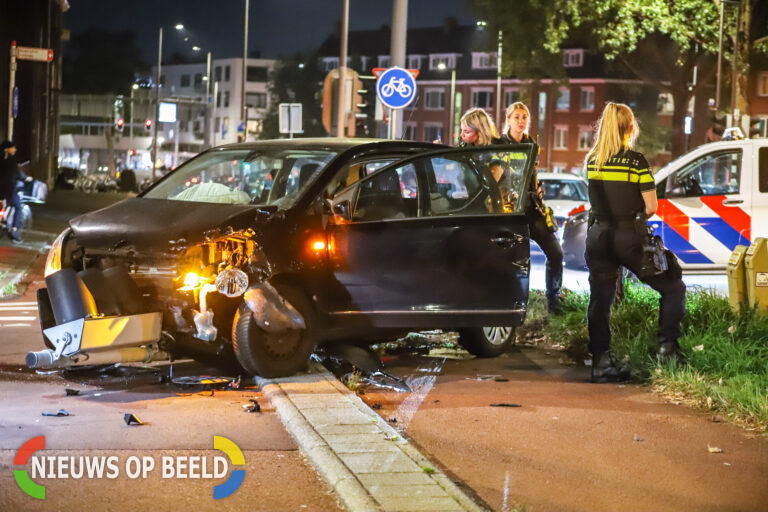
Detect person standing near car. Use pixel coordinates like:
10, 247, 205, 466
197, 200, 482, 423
584, 102, 686, 383
501, 102, 563, 314
437, 107, 502, 146
0, 140, 26, 244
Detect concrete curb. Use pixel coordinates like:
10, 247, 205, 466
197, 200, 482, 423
0, 250, 41, 298
258, 364, 488, 512
257, 375, 383, 512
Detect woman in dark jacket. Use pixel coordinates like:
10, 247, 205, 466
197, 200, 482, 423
501, 102, 563, 314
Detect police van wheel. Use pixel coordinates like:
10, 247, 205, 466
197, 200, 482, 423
458, 326, 515, 357
232, 285, 316, 378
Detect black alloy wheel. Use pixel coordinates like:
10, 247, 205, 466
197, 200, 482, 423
457, 326, 515, 357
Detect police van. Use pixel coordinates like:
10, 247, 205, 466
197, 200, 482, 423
562, 136, 768, 270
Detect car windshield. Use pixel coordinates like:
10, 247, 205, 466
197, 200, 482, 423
143, 148, 338, 208
541, 178, 588, 201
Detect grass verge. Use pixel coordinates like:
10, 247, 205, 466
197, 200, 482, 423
525, 282, 768, 433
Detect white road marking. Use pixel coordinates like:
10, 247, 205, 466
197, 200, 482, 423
0, 306, 37, 311
391, 358, 445, 433
502, 470, 510, 512
1, 323, 32, 327
0, 301, 37, 306
0, 316, 37, 321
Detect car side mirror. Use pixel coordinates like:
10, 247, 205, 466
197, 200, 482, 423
332, 200, 352, 221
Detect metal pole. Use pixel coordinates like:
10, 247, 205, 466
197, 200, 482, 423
129, 85, 134, 141
449, 69, 456, 143
152, 27, 163, 181
205, 51, 211, 148
241, 0, 249, 142
716, 0, 724, 110
212, 80, 219, 146
337, 0, 349, 137
390, 0, 408, 139
173, 118, 179, 168
8, 41, 17, 141
496, 29, 502, 126
731, 1, 740, 115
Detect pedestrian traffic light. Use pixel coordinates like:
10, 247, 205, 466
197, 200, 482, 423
748, 116, 763, 138
355, 76, 377, 137
115, 117, 125, 133
711, 112, 726, 136
144, 118, 152, 133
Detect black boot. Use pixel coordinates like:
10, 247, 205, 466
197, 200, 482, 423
590, 351, 629, 383
657, 341, 686, 366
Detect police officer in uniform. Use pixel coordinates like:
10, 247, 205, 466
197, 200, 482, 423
584, 103, 686, 383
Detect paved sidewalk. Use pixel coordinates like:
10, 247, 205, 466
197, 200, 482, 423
0, 243, 44, 298
259, 364, 486, 512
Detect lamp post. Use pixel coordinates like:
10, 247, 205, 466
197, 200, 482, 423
130, 83, 138, 141
152, 23, 184, 181
241, 0, 249, 142
438, 62, 456, 144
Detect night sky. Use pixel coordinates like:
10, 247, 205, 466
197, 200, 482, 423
64, 0, 478, 62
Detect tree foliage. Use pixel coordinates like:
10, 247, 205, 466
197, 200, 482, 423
62, 28, 148, 95
261, 54, 326, 139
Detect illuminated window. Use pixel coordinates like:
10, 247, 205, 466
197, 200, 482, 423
562, 49, 583, 68
554, 125, 568, 150
556, 87, 570, 111
580, 87, 595, 111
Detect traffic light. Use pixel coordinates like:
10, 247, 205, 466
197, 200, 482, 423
711, 112, 726, 136
144, 118, 153, 133
747, 115, 763, 138
115, 117, 125, 133
355, 76, 377, 137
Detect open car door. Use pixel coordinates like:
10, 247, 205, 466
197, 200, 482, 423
324, 145, 538, 329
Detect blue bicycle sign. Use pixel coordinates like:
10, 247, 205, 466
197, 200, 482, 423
376, 67, 417, 109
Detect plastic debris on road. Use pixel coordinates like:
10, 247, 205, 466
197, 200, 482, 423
124, 413, 143, 425
41, 409, 69, 417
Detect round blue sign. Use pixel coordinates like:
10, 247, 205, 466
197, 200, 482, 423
376, 67, 417, 110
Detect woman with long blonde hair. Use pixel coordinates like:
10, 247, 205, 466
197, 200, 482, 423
501, 101, 563, 314
458, 107, 501, 146
584, 102, 686, 383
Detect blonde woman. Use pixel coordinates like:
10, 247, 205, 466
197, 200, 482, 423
501, 102, 563, 314
584, 102, 686, 383
458, 107, 501, 146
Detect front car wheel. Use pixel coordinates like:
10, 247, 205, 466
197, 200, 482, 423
457, 326, 515, 357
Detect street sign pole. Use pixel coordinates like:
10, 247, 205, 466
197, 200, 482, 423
7, 42, 16, 140
375, 67, 417, 140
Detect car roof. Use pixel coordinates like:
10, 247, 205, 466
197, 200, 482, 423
213, 137, 442, 153
538, 172, 586, 181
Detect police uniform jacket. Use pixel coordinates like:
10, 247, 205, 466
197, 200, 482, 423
587, 149, 654, 223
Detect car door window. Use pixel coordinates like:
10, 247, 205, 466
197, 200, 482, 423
326, 159, 396, 198
352, 164, 419, 221
667, 150, 742, 197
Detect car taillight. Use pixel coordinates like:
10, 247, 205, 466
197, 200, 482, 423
568, 204, 587, 216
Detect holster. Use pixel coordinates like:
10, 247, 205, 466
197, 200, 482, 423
634, 212, 668, 278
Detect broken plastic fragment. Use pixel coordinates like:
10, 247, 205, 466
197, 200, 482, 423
124, 413, 143, 425
42, 409, 69, 417
490, 403, 521, 408
245, 399, 261, 413
707, 444, 723, 453
65, 388, 80, 396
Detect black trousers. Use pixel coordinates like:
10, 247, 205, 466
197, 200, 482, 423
585, 222, 686, 355
529, 213, 563, 310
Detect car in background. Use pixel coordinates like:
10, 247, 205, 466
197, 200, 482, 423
538, 172, 589, 229
32, 140, 538, 378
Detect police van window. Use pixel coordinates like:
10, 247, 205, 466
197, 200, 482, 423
759, 147, 768, 193
667, 150, 742, 198
352, 164, 419, 221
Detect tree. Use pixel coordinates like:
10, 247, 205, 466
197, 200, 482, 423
260, 54, 326, 139
62, 29, 148, 95
475, 0, 725, 157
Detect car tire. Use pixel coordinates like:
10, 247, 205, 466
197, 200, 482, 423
458, 326, 515, 357
231, 284, 316, 378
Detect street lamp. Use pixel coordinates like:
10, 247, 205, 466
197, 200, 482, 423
437, 62, 456, 144
152, 23, 185, 180
130, 83, 138, 141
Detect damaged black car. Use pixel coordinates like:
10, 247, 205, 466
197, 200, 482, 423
30, 139, 537, 377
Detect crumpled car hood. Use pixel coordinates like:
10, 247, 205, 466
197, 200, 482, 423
69, 197, 263, 252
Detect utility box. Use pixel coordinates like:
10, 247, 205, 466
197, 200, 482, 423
726, 245, 748, 312
744, 238, 768, 309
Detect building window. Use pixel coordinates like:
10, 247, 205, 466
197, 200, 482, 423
563, 49, 584, 68
759, 72, 768, 96
193, 120, 202, 133
503, 88, 520, 107
556, 87, 570, 111
554, 126, 568, 150
580, 87, 595, 111
472, 89, 493, 109
378, 55, 391, 68
323, 57, 339, 72
471, 52, 498, 69
403, 122, 417, 141
423, 123, 443, 143
247, 66, 268, 82
180, 74, 191, 87
216, 91, 221, 108
224, 91, 230, 108
214, 66, 222, 82
552, 162, 568, 174
179, 120, 189, 132
360, 56, 370, 71
578, 127, 593, 151
429, 53, 457, 70
224, 65, 231, 82
194, 73, 203, 86
407, 54, 424, 70
657, 92, 674, 114
424, 88, 445, 110
246, 92, 267, 109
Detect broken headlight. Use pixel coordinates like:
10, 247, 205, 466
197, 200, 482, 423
45, 228, 72, 277
215, 268, 249, 298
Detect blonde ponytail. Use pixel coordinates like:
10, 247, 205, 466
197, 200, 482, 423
586, 102, 639, 171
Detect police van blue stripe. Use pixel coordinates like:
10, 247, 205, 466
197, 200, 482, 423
659, 222, 713, 264
692, 217, 750, 252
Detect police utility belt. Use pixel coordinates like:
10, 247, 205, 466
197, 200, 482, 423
588, 210, 669, 278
